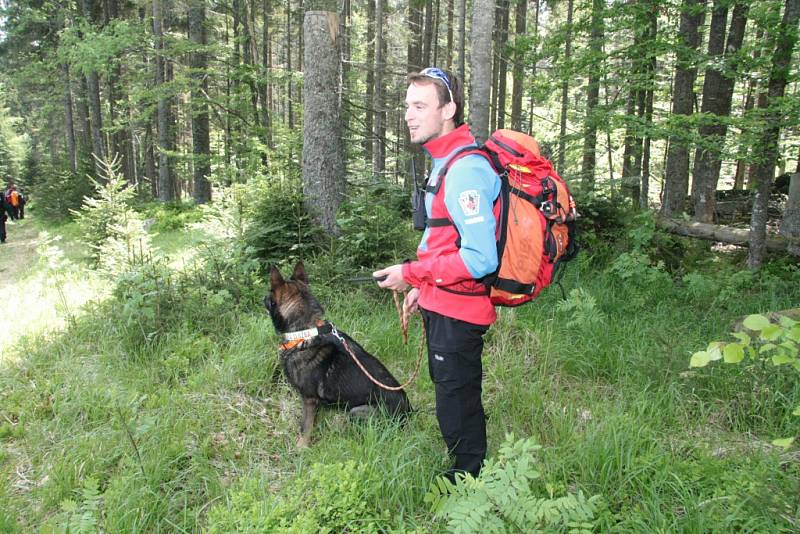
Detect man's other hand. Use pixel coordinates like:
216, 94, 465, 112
373, 264, 410, 291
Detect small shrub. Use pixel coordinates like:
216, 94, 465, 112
72, 158, 139, 263
243, 179, 323, 269
41, 477, 103, 534
690, 313, 800, 448
426, 434, 604, 533
333, 185, 415, 269
207, 461, 395, 533
31, 164, 94, 221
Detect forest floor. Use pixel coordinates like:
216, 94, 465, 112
1, 207, 799, 532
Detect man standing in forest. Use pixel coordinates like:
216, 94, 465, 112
374, 68, 501, 482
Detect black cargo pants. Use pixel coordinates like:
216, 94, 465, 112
421, 308, 488, 477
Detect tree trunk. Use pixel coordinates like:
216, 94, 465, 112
456, 0, 466, 81
640, 10, 657, 208
153, 0, 174, 201
62, 63, 78, 174
260, 0, 274, 149
468, 0, 495, 143
494, 0, 509, 130
656, 216, 800, 255
189, 0, 211, 204
580, 0, 603, 190
286, 0, 294, 129
691, 0, 749, 222
423, 0, 434, 66
662, 0, 706, 216
748, 0, 800, 268
445, 0, 454, 70
510, 0, 527, 131
303, 11, 345, 234
557, 0, 574, 175
365, 0, 375, 163
408, 0, 424, 72
81, 0, 106, 175
781, 174, 800, 255
374, 0, 386, 175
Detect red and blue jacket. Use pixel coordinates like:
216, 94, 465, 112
402, 124, 501, 326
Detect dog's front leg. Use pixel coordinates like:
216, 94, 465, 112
297, 397, 318, 448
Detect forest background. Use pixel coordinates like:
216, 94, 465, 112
1, 0, 800, 531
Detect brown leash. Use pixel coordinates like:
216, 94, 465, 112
332, 290, 426, 392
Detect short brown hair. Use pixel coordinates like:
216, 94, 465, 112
407, 69, 464, 126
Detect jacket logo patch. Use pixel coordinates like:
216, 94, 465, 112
458, 190, 480, 216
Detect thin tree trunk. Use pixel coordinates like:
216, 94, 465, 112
662, 0, 706, 216
457, 0, 466, 81
580, 0, 604, 190
423, 0, 434, 66
189, 0, 211, 203
153, 0, 174, 200
365, 0, 375, 164
510, 0, 527, 131
81, 0, 106, 174
468, 0, 496, 143
494, 0, 509, 130
374, 0, 385, 175
260, 0, 274, 149
748, 0, 800, 268
557, 0, 574, 174
62, 63, 78, 174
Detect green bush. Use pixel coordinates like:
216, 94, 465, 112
137, 201, 205, 232
243, 179, 323, 269
426, 434, 604, 533
332, 184, 416, 269
690, 313, 800, 448
72, 160, 139, 262
30, 164, 94, 221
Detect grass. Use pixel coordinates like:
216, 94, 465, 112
1, 207, 799, 532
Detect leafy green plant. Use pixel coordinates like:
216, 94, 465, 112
555, 288, 605, 329
690, 313, 800, 448
207, 461, 394, 533
242, 179, 323, 268
42, 477, 104, 534
426, 434, 604, 533
333, 185, 415, 269
72, 156, 139, 262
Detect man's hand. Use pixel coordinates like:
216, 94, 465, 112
373, 264, 410, 291
403, 288, 420, 316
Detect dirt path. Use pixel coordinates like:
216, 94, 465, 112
0, 217, 40, 291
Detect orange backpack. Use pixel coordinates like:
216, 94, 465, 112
440, 129, 578, 307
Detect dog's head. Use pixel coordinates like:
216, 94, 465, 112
265, 261, 325, 333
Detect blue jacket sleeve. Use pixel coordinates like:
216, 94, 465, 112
443, 154, 501, 279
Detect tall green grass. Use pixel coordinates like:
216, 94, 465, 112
1, 211, 798, 532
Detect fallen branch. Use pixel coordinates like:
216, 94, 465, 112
655, 216, 800, 256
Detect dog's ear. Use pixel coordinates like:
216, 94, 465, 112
291, 261, 308, 284
270, 265, 285, 288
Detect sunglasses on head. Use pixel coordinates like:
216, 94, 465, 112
420, 67, 454, 104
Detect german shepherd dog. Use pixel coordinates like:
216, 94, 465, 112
265, 262, 412, 447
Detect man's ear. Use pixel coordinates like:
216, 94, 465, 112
441, 100, 457, 123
